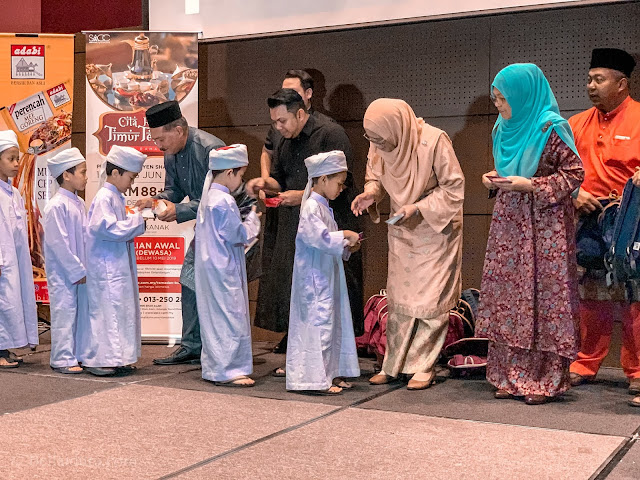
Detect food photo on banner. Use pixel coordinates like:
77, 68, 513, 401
0, 34, 75, 305
84, 31, 199, 343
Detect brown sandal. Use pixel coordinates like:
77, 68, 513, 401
0, 357, 18, 369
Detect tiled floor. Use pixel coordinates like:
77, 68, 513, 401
1, 341, 638, 480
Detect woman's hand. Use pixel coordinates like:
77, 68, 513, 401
395, 204, 419, 225
498, 176, 534, 193
482, 170, 498, 190
351, 191, 375, 216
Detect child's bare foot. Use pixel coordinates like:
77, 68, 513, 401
333, 377, 353, 389
214, 375, 255, 387
0, 357, 18, 368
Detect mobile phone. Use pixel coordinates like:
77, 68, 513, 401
487, 175, 512, 184
386, 213, 405, 225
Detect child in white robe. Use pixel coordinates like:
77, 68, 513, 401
286, 151, 361, 394
82, 145, 147, 376
0, 130, 38, 368
195, 144, 260, 387
44, 148, 89, 374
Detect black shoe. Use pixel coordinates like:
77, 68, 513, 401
273, 334, 288, 354
153, 347, 201, 365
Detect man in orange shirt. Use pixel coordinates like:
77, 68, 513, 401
569, 48, 640, 406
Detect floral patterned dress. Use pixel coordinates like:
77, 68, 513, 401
476, 131, 584, 397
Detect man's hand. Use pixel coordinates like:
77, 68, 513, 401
134, 198, 153, 210
246, 178, 266, 198
278, 190, 304, 207
74, 276, 86, 285
157, 201, 177, 222
351, 191, 375, 216
572, 187, 602, 215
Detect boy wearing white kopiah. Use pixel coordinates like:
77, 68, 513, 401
83, 145, 147, 376
286, 151, 361, 394
0, 130, 38, 368
44, 148, 88, 374
195, 144, 261, 387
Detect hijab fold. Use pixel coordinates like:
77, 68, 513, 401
363, 99, 443, 208
492, 63, 579, 178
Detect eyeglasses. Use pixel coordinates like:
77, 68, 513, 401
363, 133, 385, 145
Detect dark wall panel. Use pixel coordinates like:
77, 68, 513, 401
197, 2, 640, 296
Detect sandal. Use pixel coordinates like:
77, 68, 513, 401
0, 357, 19, 369
524, 394, 547, 405
298, 386, 343, 396
51, 365, 83, 374
213, 376, 255, 388
116, 365, 137, 375
7, 351, 23, 364
628, 396, 640, 408
333, 378, 353, 389
272, 367, 286, 377
85, 366, 117, 377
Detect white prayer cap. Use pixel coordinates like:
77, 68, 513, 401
209, 144, 249, 170
99, 145, 147, 188
198, 144, 249, 224
48, 147, 86, 179
106, 145, 147, 173
0, 130, 19, 155
301, 150, 347, 211
304, 150, 347, 179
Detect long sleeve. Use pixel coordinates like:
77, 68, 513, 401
89, 201, 145, 242
155, 157, 186, 205
531, 132, 585, 209
297, 205, 345, 257
415, 134, 465, 233
215, 205, 250, 246
44, 205, 86, 284
364, 155, 387, 224
242, 211, 261, 244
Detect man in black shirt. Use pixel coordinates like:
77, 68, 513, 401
247, 89, 363, 364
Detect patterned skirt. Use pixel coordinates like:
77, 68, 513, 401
486, 342, 572, 397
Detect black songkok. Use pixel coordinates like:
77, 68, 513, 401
590, 48, 636, 77
146, 100, 183, 128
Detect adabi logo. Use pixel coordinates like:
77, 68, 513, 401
88, 33, 111, 44
11, 44, 45, 80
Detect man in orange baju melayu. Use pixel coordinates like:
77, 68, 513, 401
569, 48, 640, 407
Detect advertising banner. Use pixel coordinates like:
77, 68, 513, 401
0, 34, 75, 303
85, 31, 199, 342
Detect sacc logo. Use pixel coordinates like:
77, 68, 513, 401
88, 33, 111, 44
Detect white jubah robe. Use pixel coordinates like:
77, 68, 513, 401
43, 188, 88, 368
82, 182, 145, 367
286, 192, 360, 391
195, 183, 260, 382
0, 178, 38, 350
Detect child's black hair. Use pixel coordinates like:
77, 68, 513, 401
55, 164, 79, 186
105, 161, 127, 176
311, 171, 343, 186
210, 166, 243, 178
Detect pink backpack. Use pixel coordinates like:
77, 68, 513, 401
356, 288, 478, 358
355, 289, 388, 358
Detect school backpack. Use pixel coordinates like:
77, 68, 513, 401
576, 194, 620, 270
605, 179, 640, 300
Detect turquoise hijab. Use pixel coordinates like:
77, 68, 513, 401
492, 63, 579, 178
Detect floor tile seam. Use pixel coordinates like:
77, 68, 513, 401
157, 383, 405, 478
350, 405, 633, 440
589, 427, 640, 480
